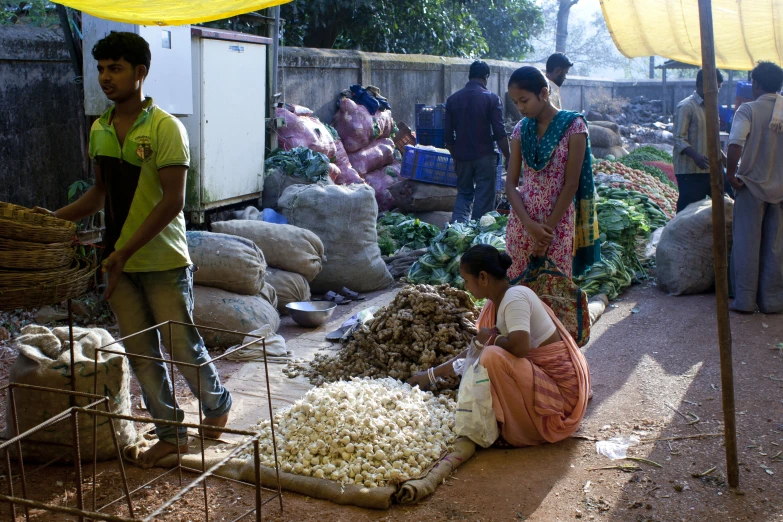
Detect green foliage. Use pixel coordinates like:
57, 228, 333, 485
1, 2, 59, 27
280, 0, 541, 59
67, 180, 91, 202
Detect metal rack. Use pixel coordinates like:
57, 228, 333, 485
1, 309, 283, 521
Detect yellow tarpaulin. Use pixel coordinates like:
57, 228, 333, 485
601, 0, 783, 71
57, 0, 292, 26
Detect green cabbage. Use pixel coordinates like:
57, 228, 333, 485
451, 275, 465, 290
428, 242, 455, 264
429, 268, 452, 285
446, 254, 462, 276
407, 261, 431, 284
419, 253, 443, 271
440, 223, 478, 252
471, 232, 507, 252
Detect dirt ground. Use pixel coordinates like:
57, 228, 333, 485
2, 280, 783, 521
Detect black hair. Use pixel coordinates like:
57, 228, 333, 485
751, 61, 783, 94
92, 31, 151, 75
460, 244, 513, 280
695, 68, 724, 86
508, 66, 548, 97
469, 60, 490, 79
546, 52, 574, 73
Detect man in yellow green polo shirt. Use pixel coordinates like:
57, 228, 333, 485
35, 32, 231, 468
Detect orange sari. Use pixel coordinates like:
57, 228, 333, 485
477, 300, 591, 446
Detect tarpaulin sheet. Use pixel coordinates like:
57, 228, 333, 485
600, 0, 783, 71
57, 0, 291, 26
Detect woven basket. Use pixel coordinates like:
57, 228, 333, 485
0, 202, 76, 243
0, 237, 75, 270
0, 261, 97, 311
0, 262, 82, 289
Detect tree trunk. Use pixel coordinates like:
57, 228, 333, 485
555, 0, 579, 53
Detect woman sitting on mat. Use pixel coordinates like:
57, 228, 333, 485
408, 245, 591, 447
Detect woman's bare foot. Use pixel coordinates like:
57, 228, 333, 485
137, 440, 189, 469
202, 411, 230, 439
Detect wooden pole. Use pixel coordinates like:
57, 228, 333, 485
697, 0, 739, 488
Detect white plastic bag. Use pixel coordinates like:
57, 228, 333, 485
454, 348, 499, 448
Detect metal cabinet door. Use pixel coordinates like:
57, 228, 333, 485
199, 38, 266, 207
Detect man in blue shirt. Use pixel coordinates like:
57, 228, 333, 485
445, 60, 510, 223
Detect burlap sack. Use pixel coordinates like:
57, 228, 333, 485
264, 268, 311, 314
389, 180, 457, 213
278, 184, 394, 294
187, 231, 266, 295
193, 286, 281, 348
588, 125, 623, 148
656, 196, 734, 295
211, 220, 324, 282
6, 325, 136, 462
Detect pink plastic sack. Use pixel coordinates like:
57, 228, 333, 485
327, 163, 341, 183
375, 110, 394, 139
333, 140, 363, 185
276, 107, 337, 159
335, 167, 364, 185
332, 98, 375, 153
365, 166, 399, 213
348, 138, 395, 176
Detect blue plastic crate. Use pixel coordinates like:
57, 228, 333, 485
416, 128, 445, 148
736, 81, 753, 99
400, 145, 504, 192
415, 104, 446, 130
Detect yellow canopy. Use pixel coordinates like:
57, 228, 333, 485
600, 0, 783, 71
57, 0, 292, 26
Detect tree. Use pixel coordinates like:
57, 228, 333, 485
469, 0, 544, 60
555, 0, 579, 53
279, 0, 542, 60
531, 3, 632, 77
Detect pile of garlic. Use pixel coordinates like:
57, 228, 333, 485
242, 377, 457, 488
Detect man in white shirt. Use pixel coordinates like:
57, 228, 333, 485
545, 53, 573, 111
726, 61, 783, 314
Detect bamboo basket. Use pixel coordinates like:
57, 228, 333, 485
0, 261, 97, 311
0, 262, 82, 289
0, 237, 75, 270
0, 202, 76, 243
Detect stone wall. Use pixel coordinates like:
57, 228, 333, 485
0, 26, 88, 210
279, 47, 736, 126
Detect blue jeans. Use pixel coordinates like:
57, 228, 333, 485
451, 153, 498, 223
108, 266, 232, 445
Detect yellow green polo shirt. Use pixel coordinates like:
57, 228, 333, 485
89, 98, 191, 272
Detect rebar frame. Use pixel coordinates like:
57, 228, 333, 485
0, 310, 283, 521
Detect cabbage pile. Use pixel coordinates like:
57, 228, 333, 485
407, 212, 508, 289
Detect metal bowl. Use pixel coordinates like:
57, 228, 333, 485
286, 301, 337, 328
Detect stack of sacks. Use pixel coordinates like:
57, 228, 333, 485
333, 97, 399, 211
276, 105, 336, 159
210, 221, 323, 315
276, 104, 363, 187
186, 231, 280, 348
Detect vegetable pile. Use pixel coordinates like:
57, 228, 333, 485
265, 147, 331, 183
617, 146, 677, 188
243, 378, 457, 487
376, 212, 441, 256
407, 212, 508, 288
593, 160, 678, 218
579, 149, 679, 299
289, 285, 477, 385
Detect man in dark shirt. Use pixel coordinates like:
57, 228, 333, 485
445, 60, 510, 223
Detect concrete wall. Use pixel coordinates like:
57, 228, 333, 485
0, 26, 87, 210
279, 47, 736, 127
